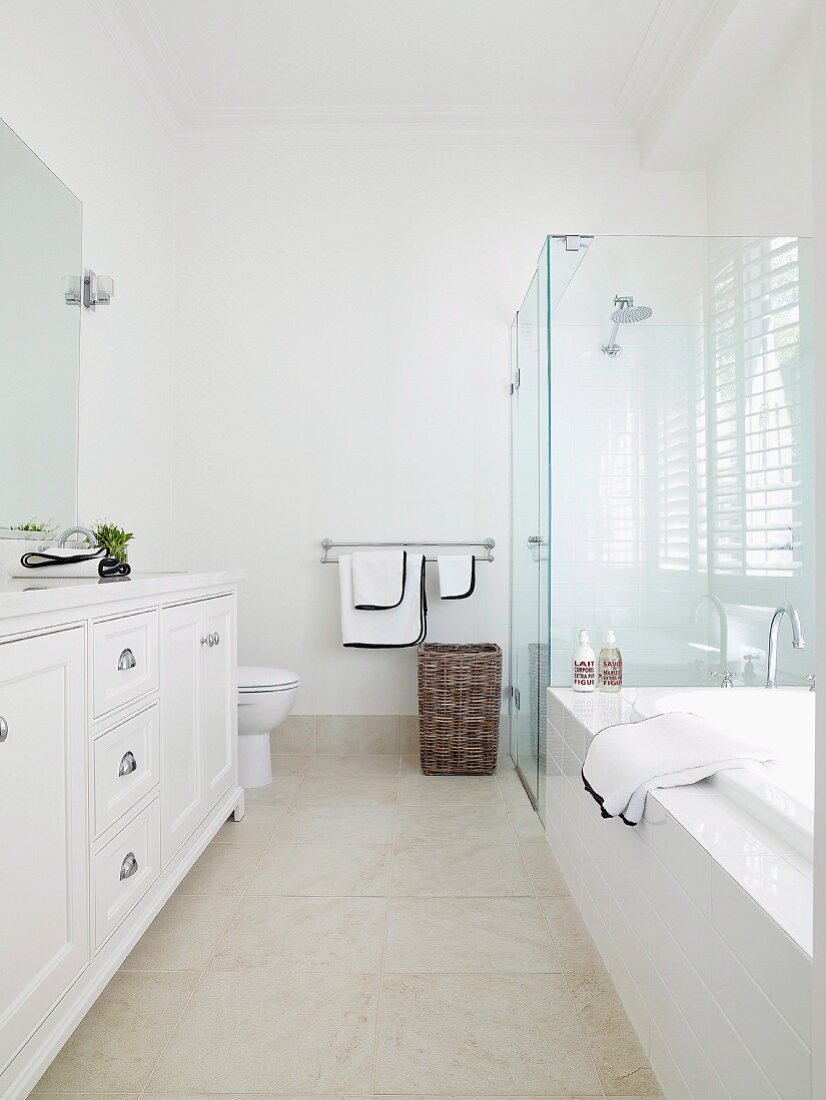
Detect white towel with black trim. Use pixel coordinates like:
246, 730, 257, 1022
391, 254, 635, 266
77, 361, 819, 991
582, 712, 775, 825
6, 546, 105, 579
339, 553, 427, 647
351, 550, 407, 610
437, 554, 475, 600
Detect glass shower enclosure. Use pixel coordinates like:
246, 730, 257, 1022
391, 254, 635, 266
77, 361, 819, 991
510, 233, 814, 818
509, 237, 591, 813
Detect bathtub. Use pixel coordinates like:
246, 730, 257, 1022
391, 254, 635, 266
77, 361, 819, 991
629, 686, 815, 862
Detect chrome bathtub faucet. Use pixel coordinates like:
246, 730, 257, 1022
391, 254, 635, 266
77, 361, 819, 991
765, 603, 805, 689
690, 593, 728, 676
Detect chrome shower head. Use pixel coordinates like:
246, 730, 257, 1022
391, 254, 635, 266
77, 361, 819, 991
602, 295, 653, 357
610, 302, 653, 324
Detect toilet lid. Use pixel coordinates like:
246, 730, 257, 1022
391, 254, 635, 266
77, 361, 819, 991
238, 665, 300, 692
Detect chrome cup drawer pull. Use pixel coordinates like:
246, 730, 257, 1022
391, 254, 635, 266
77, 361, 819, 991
117, 647, 137, 671
118, 750, 137, 777
0, 717, 7, 743
119, 852, 138, 881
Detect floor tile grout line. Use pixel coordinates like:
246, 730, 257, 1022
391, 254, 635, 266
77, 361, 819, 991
137, 771, 308, 1099
369, 755, 402, 1099
502, 768, 609, 1100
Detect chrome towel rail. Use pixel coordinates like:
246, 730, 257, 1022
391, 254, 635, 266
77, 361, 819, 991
320, 538, 495, 564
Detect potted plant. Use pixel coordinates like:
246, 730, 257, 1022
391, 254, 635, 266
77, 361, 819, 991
92, 521, 134, 566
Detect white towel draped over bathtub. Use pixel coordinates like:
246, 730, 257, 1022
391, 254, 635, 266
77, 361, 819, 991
339, 553, 426, 648
351, 550, 407, 610
582, 711, 775, 825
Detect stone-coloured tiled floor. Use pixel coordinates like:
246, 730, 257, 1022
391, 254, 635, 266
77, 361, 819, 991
32, 751, 662, 1099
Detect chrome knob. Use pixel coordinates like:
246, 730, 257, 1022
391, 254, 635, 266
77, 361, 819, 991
213, 632, 220, 646
119, 852, 138, 881
200, 636, 207, 646
0, 717, 7, 743
118, 751, 137, 777
117, 647, 136, 671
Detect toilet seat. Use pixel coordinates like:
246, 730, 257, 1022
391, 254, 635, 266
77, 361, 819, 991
238, 665, 300, 694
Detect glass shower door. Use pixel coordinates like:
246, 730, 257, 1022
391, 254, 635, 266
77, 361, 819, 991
510, 254, 548, 815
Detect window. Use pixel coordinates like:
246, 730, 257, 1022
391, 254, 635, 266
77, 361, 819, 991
707, 237, 803, 578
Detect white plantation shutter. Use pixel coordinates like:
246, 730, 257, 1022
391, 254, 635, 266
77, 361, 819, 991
657, 370, 691, 571
657, 336, 705, 573
706, 238, 803, 578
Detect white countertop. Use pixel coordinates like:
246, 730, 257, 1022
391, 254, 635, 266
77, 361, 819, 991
0, 569, 243, 621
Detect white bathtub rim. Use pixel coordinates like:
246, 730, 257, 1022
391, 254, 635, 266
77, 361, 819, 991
548, 686, 814, 956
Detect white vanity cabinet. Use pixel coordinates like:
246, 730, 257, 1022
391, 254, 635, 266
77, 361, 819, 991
201, 595, 236, 808
161, 593, 237, 862
0, 627, 88, 1078
0, 573, 242, 1100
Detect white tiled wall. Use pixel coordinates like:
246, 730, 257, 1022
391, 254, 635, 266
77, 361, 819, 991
550, 323, 707, 686
548, 236, 815, 691
545, 689, 812, 1100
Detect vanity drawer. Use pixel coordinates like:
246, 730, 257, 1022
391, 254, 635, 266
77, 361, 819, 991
94, 800, 160, 951
93, 705, 160, 837
92, 609, 158, 718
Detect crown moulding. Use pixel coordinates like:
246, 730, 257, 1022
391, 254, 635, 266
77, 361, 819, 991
86, 0, 744, 152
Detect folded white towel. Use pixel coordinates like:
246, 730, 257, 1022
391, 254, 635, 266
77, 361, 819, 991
339, 553, 426, 648
6, 547, 104, 579
352, 550, 407, 610
437, 554, 476, 599
582, 712, 775, 825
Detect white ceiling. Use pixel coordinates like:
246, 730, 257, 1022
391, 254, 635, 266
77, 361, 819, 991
113, 0, 661, 110
93, 0, 809, 153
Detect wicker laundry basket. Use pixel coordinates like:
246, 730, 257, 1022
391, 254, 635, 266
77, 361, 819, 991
417, 643, 503, 775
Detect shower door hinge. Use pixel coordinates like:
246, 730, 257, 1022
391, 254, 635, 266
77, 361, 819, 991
510, 368, 521, 395
513, 687, 521, 710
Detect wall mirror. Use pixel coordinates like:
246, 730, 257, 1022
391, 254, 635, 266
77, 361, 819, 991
0, 116, 81, 537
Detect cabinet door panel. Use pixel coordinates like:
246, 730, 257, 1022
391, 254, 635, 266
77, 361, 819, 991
202, 595, 236, 812
0, 628, 88, 1074
160, 603, 203, 862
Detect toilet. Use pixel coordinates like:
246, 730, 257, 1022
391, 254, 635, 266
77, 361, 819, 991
237, 665, 300, 788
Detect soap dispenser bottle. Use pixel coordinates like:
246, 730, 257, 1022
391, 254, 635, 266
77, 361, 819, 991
598, 630, 623, 693
572, 630, 596, 693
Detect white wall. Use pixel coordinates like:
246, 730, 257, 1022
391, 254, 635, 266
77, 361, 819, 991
707, 37, 812, 236
0, 1, 177, 570
172, 141, 705, 714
